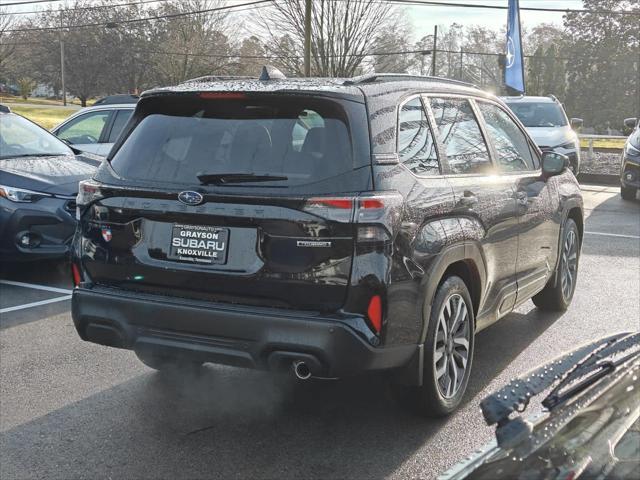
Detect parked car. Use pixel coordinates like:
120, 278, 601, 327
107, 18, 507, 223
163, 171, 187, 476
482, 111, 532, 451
0, 105, 99, 261
621, 117, 639, 201
93, 94, 139, 106
439, 331, 640, 480
51, 103, 135, 157
71, 69, 583, 416
503, 95, 582, 174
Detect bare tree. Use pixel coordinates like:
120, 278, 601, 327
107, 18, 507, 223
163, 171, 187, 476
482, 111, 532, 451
0, 8, 16, 78
149, 0, 232, 84
256, 0, 396, 77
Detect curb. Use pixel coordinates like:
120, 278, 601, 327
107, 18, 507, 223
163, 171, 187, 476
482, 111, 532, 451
577, 173, 619, 186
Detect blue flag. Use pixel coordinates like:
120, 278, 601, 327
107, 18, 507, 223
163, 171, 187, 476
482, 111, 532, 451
505, 0, 525, 93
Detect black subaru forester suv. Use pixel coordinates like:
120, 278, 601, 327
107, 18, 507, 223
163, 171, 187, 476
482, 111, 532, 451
71, 70, 583, 416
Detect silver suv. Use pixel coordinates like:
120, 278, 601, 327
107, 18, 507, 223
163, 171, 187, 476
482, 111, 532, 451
503, 95, 582, 174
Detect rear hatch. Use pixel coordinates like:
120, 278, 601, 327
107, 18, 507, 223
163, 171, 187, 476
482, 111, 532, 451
78, 92, 372, 312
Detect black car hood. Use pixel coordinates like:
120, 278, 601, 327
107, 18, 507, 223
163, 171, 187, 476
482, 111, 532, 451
0, 154, 99, 196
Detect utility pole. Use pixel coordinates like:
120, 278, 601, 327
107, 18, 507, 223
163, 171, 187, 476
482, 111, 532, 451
459, 48, 463, 80
304, 0, 311, 77
59, 12, 66, 106
431, 25, 437, 77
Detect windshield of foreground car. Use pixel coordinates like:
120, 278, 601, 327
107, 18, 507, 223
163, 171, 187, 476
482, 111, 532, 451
0, 114, 74, 160
506, 102, 568, 128
109, 95, 369, 191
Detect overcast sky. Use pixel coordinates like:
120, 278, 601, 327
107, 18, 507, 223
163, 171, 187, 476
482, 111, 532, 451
407, 0, 582, 39
2, 0, 584, 39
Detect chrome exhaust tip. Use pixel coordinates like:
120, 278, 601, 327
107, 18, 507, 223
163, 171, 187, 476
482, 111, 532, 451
293, 360, 312, 380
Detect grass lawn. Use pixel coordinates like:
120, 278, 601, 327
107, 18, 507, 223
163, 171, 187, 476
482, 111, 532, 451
10, 105, 78, 130
0, 94, 94, 107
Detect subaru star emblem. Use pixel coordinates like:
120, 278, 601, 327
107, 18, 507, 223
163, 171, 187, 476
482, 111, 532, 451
178, 191, 204, 206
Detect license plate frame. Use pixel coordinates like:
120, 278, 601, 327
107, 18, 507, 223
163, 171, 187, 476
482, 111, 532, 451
168, 224, 229, 265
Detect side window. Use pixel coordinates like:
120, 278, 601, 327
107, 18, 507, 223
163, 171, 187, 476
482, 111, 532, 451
478, 102, 536, 171
429, 97, 492, 175
398, 97, 440, 176
56, 111, 111, 145
107, 109, 133, 143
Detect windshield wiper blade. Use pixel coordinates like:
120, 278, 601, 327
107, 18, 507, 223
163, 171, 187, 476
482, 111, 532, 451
541, 332, 640, 410
480, 332, 633, 427
197, 172, 288, 185
0, 153, 63, 159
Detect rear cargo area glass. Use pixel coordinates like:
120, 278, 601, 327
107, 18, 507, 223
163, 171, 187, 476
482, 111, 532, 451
110, 95, 365, 189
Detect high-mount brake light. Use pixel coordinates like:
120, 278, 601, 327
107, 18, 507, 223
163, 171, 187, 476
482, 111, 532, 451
198, 92, 247, 100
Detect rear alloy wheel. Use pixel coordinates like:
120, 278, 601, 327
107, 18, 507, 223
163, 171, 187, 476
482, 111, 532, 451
135, 350, 203, 372
533, 218, 580, 311
413, 275, 475, 417
621, 185, 637, 201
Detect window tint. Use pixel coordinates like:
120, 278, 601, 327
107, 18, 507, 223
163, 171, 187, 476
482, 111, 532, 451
107, 109, 133, 143
478, 102, 536, 171
429, 98, 492, 174
398, 97, 439, 175
110, 96, 367, 193
57, 111, 110, 145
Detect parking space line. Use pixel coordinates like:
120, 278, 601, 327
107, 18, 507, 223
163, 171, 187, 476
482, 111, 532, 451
585, 231, 640, 240
0, 295, 72, 314
0, 280, 72, 295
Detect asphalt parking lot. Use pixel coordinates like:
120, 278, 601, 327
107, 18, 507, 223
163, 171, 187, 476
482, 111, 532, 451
1, 185, 638, 479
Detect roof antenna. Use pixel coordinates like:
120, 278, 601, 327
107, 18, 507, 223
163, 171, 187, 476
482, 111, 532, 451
259, 65, 287, 81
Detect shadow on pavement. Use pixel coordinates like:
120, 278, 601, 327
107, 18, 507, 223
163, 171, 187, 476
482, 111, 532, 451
0, 306, 561, 480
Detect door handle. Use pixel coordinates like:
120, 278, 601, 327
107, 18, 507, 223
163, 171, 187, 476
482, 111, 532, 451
457, 190, 478, 207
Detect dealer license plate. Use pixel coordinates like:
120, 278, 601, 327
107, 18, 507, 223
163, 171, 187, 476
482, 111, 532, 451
168, 224, 229, 264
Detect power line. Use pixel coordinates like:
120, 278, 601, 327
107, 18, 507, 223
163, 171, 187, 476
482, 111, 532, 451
4, 0, 274, 32
0, 0, 62, 6
386, 0, 639, 15
0, 0, 174, 16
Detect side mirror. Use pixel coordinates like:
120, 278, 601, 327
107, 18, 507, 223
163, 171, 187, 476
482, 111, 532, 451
624, 117, 638, 132
570, 118, 583, 130
542, 151, 569, 177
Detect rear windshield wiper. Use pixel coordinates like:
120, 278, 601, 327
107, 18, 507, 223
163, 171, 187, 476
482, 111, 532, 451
197, 172, 288, 185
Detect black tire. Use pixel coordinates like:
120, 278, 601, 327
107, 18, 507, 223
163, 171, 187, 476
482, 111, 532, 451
394, 276, 475, 417
135, 350, 203, 372
621, 185, 637, 201
532, 218, 580, 312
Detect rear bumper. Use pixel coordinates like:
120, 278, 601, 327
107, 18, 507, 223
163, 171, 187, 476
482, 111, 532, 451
71, 286, 415, 378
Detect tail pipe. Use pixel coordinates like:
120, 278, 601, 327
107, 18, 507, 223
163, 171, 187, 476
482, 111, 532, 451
293, 360, 312, 380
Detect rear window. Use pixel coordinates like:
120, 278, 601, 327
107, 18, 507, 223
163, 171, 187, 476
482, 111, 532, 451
110, 95, 369, 192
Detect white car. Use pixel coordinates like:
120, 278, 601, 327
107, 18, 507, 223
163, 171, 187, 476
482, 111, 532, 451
51, 103, 135, 157
502, 95, 582, 174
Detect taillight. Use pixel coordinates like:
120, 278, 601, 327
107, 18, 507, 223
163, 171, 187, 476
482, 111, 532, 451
71, 263, 81, 287
303, 192, 402, 242
76, 180, 104, 216
367, 295, 382, 333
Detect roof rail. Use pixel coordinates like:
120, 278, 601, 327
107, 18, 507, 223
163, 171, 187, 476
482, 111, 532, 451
547, 94, 559, 102
180, 75, 253, 84
344, 73, 478, 89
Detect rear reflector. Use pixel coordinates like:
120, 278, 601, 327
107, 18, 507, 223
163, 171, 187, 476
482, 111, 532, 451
71, 263, 81, 287
367, 295, 382, 333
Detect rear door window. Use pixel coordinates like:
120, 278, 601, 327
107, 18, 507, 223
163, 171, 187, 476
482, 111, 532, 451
107, 109, 133, 143
110, 95, 368, 193
398, 97, 440, 176
57, 110, 111, 145
429, 97, 492, 175
478, 102, 536, 171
